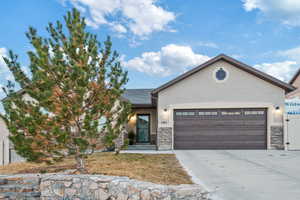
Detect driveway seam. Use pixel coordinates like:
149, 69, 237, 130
175, 151, 221, 200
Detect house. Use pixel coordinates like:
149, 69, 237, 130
0, 54, 295, 160
124, 54, 295, 150
286, 68, 300, 99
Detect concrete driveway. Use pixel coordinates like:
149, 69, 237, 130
175, 150, 300, 200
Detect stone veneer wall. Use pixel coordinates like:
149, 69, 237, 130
157, 127, 172, 150
0, 174, 209, 200
271, 126, 284, 150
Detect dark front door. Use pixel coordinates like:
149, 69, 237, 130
174, 108, 267, 149
136, 114, 150, 143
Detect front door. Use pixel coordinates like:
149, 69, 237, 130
136, 114, 150, 143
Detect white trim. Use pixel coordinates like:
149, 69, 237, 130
283, 114, 288, 150
167, 102, 276, 150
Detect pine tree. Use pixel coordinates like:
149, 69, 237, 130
1, 9, 131, 173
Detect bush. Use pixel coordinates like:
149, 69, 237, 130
128, 131, 135, 145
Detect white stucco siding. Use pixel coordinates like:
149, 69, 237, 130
158, 60, 285, 109
0, 118, 10, 165
157, 60, 286, 149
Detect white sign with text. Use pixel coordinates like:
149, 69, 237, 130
285, 98, 300, 115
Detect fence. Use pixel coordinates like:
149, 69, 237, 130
285, 98, 300, 150
285, 114, 300, 150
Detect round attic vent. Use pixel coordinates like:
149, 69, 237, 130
213, 67, 229, 83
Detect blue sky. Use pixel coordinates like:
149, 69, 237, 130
1, 0, 300, 94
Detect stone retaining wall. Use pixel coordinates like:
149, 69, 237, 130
0, 174, 209, 200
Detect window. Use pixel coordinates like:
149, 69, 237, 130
221, 111, 241, 116
176, 111, 195, 116
199, 111, 218, 116
97, 116, 107, 131
244, 111, 264, 115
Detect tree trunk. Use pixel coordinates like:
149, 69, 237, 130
115, 147, 120, 155
75, 155, 87, 173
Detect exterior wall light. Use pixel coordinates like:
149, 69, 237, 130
161, 108, 169, 124
129, 114, 136, 122
274, 106, 282, 115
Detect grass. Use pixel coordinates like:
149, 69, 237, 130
0, 152, 192, 185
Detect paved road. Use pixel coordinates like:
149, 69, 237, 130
175, 150, 300, 200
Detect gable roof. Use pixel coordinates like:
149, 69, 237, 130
289, 68, 300, 85
152, 54, 295, 94
122, 89, 154, 107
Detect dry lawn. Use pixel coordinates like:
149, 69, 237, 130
0, 152, 192, 185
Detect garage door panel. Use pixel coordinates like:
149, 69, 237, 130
175, 141, 266, 149
174, 126, 266, 133
174, 135, 266, 141
175, 141, 266, 145
174, 108, 267, 149
174, 119, 265, 126
175, 132, 266, 138
175, 145, 266, 150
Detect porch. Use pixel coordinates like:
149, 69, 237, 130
126, 107, 158, 150
122, 89, 158, 150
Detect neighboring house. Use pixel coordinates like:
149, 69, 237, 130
286, 68, 300, 99
124, 54, 295, 150
285, 69, 300, 150
0, 118, 10, 165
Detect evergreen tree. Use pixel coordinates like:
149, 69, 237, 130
1, 9, 131, 172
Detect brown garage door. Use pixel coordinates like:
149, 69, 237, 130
174, 108, 267, 149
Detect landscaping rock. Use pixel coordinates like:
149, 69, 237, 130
0, 174, 209, 200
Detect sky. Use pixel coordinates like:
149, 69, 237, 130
1, 0, 300, 95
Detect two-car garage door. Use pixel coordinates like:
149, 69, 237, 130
174, 108, 267, 149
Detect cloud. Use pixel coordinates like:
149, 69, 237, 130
111, 23, 127, 34
254, 61, 298, 81
278, 46, 300, 62
0, 48, 30, 83
197, 41, 219, 49
0, 48, 13, 99
62, 0, 176, 37
0, 48, 7, 65
242, 0, 300, 26
230, 54, 245, 60
123, 44, 210, 76
0, 48, 13, 81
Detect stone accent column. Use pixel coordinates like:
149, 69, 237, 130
271, 126, 284, 150
157, 127, 172, 150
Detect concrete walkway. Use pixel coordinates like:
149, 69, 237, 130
175, 150, 300, 200
120, 150, 174, 154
